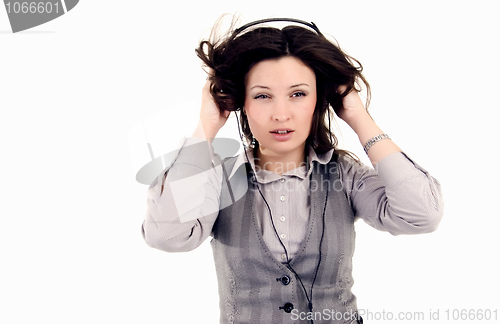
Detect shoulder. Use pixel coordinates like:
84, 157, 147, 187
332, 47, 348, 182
327, 151, 380, 198
222, 154, 240, 170
329, 150, 372, 177
222, 150, 249, 179
219, 152, 250, 209
310, 148, 368, 177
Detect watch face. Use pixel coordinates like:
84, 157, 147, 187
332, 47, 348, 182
4, 0, 79, 33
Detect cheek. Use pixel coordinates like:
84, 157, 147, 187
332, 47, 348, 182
303, 100, 316, 134
246, 112, 265, 136
245, 100, 267, 122
305, 99, 316, 121
244, 106, 264, 136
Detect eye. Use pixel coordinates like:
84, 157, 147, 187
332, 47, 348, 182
291, 91, 306, 98
254, 94, 270, 99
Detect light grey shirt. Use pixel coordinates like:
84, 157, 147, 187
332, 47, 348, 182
142, 137, 444, 257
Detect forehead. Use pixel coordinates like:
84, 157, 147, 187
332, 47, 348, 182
245, 56, 316, 87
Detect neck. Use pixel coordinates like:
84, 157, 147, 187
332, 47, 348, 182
255, 145, 307, 175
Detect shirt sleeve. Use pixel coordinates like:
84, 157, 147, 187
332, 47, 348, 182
141, 137, 223, 252
338, 152, 444, 235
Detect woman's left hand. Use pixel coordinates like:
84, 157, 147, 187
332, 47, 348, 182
336, 85, 402, 163
336, 85, 370, 129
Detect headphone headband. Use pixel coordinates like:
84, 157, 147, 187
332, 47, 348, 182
234, 18, 322, 36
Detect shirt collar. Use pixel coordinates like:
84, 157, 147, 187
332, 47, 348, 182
227, 144, 334, 182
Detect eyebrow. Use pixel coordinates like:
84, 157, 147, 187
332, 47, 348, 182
249, 83, 309, 90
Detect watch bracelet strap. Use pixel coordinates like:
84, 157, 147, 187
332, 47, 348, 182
363, 133, 390, 154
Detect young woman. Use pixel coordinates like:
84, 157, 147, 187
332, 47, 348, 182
142, 17, 444, 324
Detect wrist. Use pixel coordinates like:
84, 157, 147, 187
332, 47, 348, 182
346, 111, 375, 135
347, 113, 389, 149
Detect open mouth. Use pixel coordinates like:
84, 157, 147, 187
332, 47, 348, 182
271, 130, 293, 134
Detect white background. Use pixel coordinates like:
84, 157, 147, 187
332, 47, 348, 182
1, 1, 498, 323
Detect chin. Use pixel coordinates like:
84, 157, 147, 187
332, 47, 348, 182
259, 140, 305, 156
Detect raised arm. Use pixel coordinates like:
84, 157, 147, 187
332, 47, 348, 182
336, 86, 444, 234
142, 81, 231, 252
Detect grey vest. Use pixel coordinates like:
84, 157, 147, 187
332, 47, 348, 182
211, 154, 360, 324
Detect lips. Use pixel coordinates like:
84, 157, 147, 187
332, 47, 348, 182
270, 128, 294, 142
270, 128, 294, 134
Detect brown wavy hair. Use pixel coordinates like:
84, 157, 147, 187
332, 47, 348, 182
195, 17, 370, 157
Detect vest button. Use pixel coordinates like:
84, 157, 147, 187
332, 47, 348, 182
280, 302, 294, 313
281, 275, 291, 285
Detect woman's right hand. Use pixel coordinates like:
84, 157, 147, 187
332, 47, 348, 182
194, 80, 231, 140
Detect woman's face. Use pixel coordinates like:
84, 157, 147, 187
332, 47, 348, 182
244, 56, 317, 165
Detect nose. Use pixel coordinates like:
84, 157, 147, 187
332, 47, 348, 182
272, 99, 291, 122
